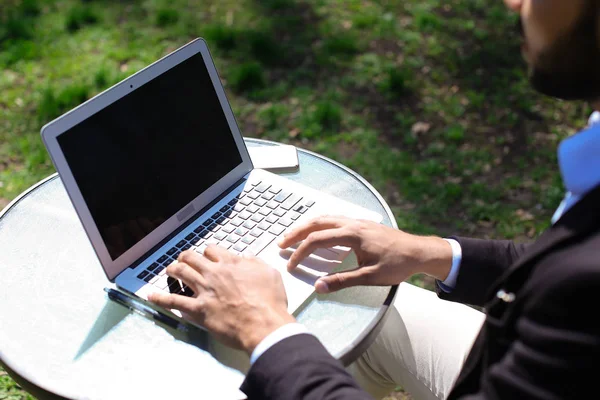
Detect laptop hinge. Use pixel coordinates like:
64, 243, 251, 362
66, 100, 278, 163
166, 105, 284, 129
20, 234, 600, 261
126, 176, 248, 270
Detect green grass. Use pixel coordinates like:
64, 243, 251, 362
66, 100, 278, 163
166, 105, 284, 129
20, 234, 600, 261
0, 0, 590, 397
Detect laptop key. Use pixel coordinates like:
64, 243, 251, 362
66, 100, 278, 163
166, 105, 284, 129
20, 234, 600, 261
266, 201, 279, 209
222, 225, 235, 234
289, 211, 301, 220
268, 186, 281, 194
176, 240, 187, 247
143, 273, 155, 283
250, 214, 264, 223
148, 262, 159, 272
202, 219, 213, 227
240, 197, 253, 206
246, 204, 260, 214
218, 241, 232, 250
157, 255, 168, 263
149, 274, 159, 284
269, 224, 286, 236
251, 180, 261, 186
278, 217, 293, 227
266, 214, 279, 224
185, 233, 195, 241
257, 221, 271, 231
214, 232, 227, 241
209, 223, 220, 232
250, 228, 263, 238
273, 190, 291, 203
243, 220, 256, 230
137, 270, 149, 280
245, 232, 277, 256
258, 207, 271, 216
273, 208, 287, 217
254, 183, 271, 193
234, 227, 248, 237
233, 242, 247, 252
181, 244, 192, 251
281, 195, 302, 210
199, 230, 212, 239
154, 265, 165, 275
261, 192, 275, 201
228, 198, 238, 206
294, 204, 308, 214
247, 191, 260, 200
231, 217, 244, 227
195, 243, 208, 254
304, 200, 315, 207
242, 236, 255, 245
226, 234, 241, 244
254, 198, 267, 207
155, 275, 169, 290
238, 210, 252, 220
233, 203, 245, 212
167, 247, 178, 256
216, 216, 227, 225
220, 205, 229, 213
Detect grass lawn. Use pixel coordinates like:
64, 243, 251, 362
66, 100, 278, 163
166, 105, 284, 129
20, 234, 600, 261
0, 0, 590, 398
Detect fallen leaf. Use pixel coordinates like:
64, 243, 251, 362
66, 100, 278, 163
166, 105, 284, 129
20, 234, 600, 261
289, 128, 300, 138
411, 122, 431, 135
515, 209, 535, 221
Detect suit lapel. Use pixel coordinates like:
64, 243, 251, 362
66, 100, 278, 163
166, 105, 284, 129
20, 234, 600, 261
488, 184, 600, 296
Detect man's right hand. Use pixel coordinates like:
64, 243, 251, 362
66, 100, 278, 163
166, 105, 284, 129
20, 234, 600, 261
278, 216, 454, 293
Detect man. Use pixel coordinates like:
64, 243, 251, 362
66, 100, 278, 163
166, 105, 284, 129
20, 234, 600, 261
149, 0, 600, 398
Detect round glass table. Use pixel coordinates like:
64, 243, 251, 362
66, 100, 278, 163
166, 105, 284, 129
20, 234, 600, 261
0, 138, 398, 400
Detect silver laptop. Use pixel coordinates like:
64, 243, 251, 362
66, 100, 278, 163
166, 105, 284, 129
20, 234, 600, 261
41, 38, 382, 321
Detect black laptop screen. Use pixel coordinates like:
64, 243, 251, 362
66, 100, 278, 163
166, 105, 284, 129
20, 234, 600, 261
58, 52, 243, 260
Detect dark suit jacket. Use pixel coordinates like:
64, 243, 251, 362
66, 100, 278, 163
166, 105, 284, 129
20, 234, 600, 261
241, 185, 600, 400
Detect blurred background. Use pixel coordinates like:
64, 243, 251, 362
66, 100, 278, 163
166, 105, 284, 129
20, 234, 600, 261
0, 0, 592, 398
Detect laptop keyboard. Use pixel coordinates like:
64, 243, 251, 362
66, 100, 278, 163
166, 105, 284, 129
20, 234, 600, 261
136, 180, 315, 296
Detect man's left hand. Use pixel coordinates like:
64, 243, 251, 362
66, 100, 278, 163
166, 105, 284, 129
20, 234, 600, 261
148, 246, 295, 355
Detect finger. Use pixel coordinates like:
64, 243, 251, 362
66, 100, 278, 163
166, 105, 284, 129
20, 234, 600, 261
315, 268, 370, 293
203, 244, 233, 263
278, 216, 348, 248
147, 291, 198, 313
287, 228, 354, 270
178, 250, 213, 273
166, 262, 207, 289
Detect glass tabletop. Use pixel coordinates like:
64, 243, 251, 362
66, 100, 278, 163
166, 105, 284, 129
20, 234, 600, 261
0, 138, 397, 400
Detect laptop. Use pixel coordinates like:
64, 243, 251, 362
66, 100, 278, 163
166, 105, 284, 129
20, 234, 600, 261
41, 38, 382, 322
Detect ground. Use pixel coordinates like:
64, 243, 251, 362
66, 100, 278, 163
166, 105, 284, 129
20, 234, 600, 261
0, 0, 589, 398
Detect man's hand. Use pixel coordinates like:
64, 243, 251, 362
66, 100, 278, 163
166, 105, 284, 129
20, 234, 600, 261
148, 246, 295, 355
278, 216, 453, 293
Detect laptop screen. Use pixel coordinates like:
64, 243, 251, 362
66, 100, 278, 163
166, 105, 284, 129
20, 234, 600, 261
57, 53, 242, 261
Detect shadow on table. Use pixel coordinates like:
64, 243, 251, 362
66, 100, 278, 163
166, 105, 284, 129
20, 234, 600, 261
73, 301, 129, 360
72, 300, 249, 375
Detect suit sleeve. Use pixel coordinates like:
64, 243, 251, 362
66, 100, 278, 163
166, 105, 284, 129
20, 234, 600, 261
455, 256, 600, 399
241, 334, 372, 400
436, 237, 530, 307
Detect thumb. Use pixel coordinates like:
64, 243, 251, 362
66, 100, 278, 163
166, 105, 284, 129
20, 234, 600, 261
315, 268, 368, 293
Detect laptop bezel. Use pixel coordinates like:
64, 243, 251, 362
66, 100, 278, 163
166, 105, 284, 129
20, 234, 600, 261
41, 38, 253, 281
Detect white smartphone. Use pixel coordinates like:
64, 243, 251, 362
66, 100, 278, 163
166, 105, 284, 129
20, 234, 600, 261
248, 144, 300, 172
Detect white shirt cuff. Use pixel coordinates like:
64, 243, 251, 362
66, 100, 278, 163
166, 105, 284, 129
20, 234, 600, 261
249, 322, 309, 365
438, 238, 462, 292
